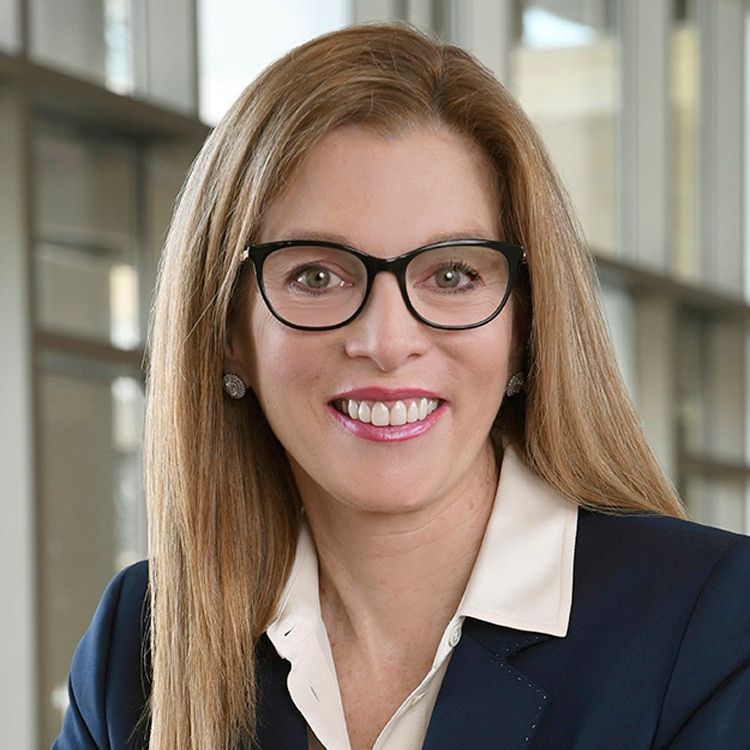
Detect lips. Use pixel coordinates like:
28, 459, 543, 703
333, 397, 440, 427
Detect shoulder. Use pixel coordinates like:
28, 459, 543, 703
92, 559, 150, 629
53, 561, 150, 749
77, 560, 150, 682
573, 510, 750, 624
574, 511, 750, 745
511, 512, 750, 747
576, 509, 750, 579
93, 559, 151, 676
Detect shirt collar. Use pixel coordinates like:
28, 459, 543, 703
266, 521, 321, 659
458, 446, 577, 637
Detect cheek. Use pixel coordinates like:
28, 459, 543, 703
479, 305, 515, 372
469, 315, 515, 407
246, 291, 285, 390
248, 308, 323, 415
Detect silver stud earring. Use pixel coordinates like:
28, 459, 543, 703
505, 372, 525, 397
222, 373, 247, 400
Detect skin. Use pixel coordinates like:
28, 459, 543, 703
226, 125, 516, 749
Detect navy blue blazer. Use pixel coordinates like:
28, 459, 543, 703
53, 511, 750, 749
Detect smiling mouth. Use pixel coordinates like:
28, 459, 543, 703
333, 397, 440, 427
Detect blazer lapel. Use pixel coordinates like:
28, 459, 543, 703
423, 618, 551, 750
253, 635, 309, 749
252, 622, 552, 750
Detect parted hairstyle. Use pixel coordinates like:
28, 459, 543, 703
145, 21, 685, 750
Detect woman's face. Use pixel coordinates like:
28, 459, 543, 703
226, 125, 516, 518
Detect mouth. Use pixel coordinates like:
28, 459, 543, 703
332, 397, 441, 427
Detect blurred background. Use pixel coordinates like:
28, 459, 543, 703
1, 0, 748, 746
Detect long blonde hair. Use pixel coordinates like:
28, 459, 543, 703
145, 22, 684, 749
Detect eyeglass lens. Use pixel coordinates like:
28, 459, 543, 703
259, 243, 512, 329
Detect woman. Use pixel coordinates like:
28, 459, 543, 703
54, 23, 750, 750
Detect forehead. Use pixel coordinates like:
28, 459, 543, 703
258, 125, 500, 253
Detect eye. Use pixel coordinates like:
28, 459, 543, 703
430, 261, 481, 291
288, 263, 349, 294
296, 266, 338, 289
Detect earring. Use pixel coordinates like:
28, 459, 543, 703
222, 373, 247, 400
505, 372, 525, 397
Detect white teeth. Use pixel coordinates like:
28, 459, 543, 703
391, 401, 407, 426
358, 402, 372, 423
340, 397, 439, 426
371, 402, 389, 426
407, 401, 419, 423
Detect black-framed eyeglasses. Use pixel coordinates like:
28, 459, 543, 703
239, 238, 526, 331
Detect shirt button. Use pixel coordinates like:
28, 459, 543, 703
408, 692, 425, 707
448, 623, 462, 647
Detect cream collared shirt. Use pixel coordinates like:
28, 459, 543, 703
265, 449, 578, 750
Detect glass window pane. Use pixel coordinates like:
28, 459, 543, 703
0, 0, 20, 51
684, 472, 747, 534
671, 0, 699, 281
197, 0, 349, 124
33, 122, 140, 348
105, 0, 137, 94
29, 0, 139, 94
678, 312, 746, 463
38, 363, 146, 744
599, 280, 637, 400
29, 0, 202, 107
138, 0, 196, 113
676, 310, 750, 531
512, 0, 619, 256
30, 0, 106, 86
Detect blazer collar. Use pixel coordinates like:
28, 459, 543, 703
423, 618, 553, 750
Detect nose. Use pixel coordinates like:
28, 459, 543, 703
343, 273, 430, 371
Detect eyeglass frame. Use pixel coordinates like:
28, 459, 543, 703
239, 238, 527, 331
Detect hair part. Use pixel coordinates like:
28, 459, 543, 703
145, 21, 683, 749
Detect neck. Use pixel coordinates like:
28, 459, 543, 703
301, 447, 499, 650
296, 445, 499, 750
